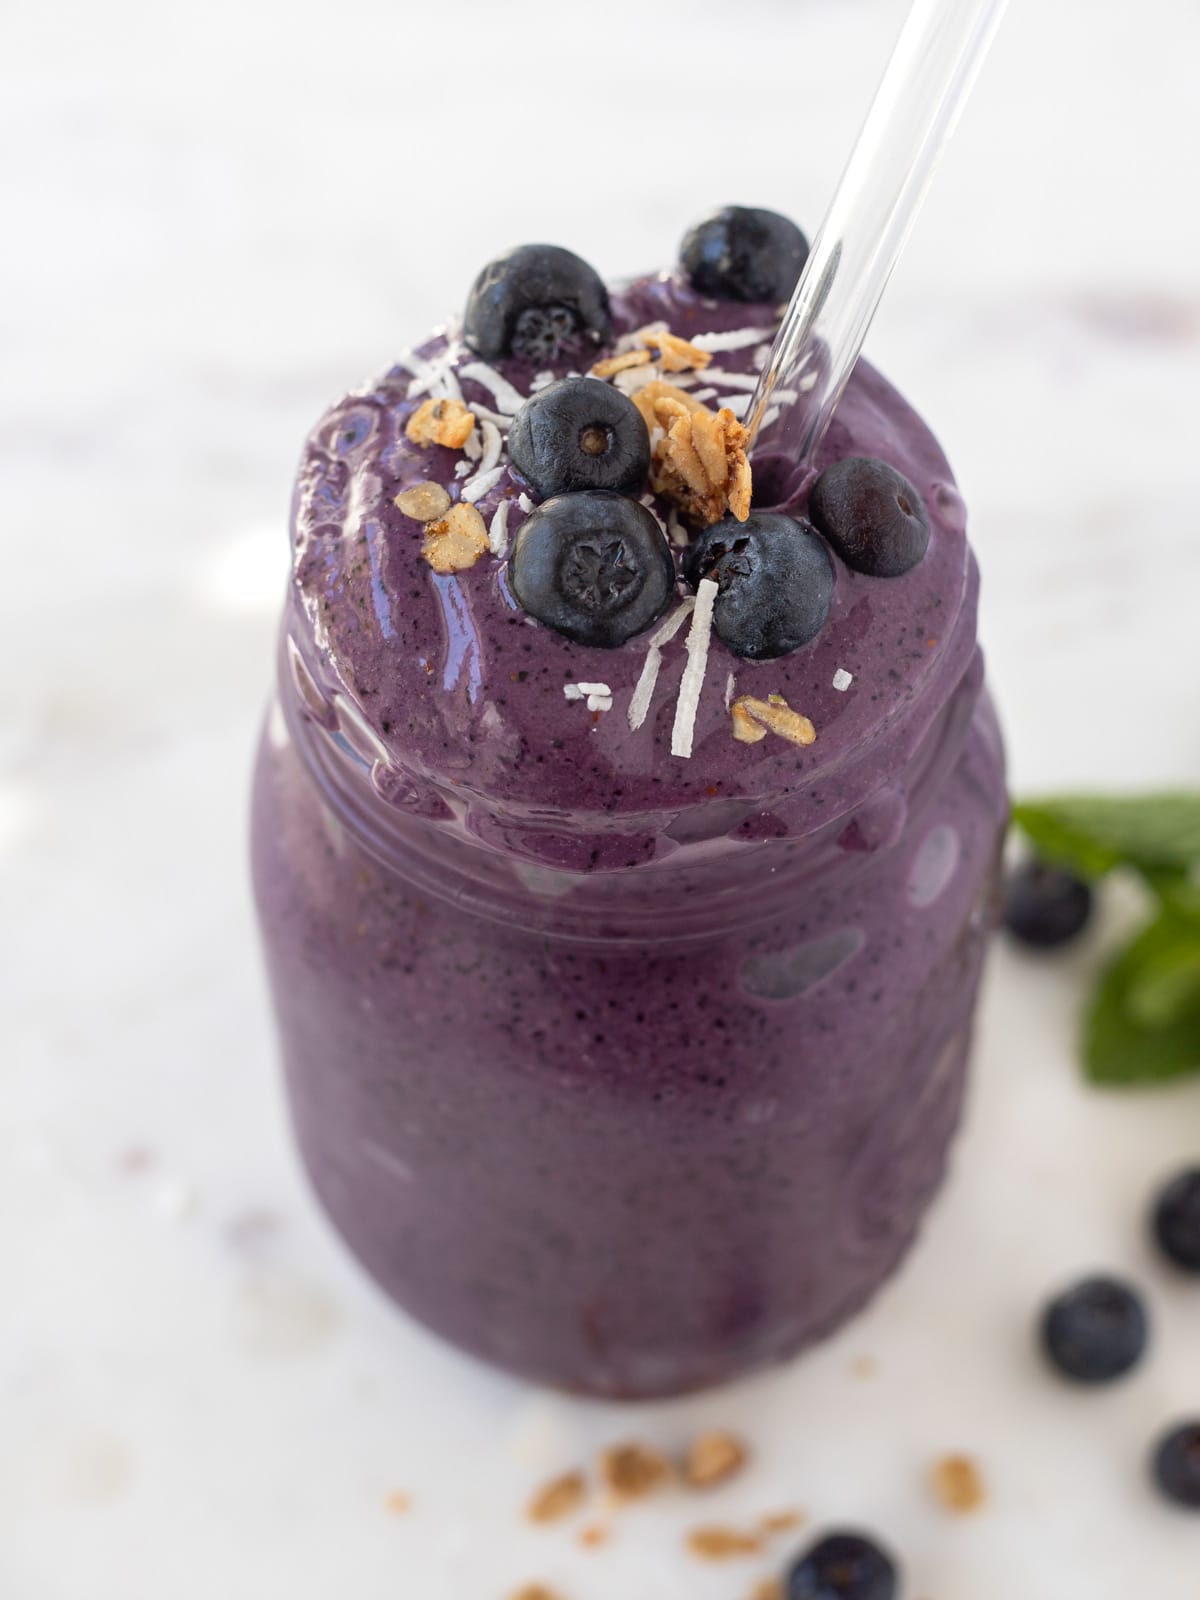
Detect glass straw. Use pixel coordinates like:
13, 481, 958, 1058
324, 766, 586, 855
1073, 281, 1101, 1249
745, 0, 1011, 467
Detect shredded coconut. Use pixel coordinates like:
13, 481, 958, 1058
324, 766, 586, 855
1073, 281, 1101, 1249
671, 578, 718, 758
690, 326, 776, 353
832, 667, 854, 692
477, 418, 503, 475
613, 362, 663, 397
719, 394, 751, 419
458, 360, 527, 417
529, 369, 556, 392
468, 403, 514, 430
454, 460, 472, 478
639, 495, 669, 537
627, 597, 697, 732
488, 500, 510, 559
460, 465, 506, 504
650, 598, 699, 651
405, 347, 463, 402
616, 320, 667, 353
724, 671, 736, 711
517, 492, 535, 514
753, 343, 773, 366
565, 681, 612, 702
666, 508, 688, 548
585, 693, 613, 713
627, 652, 663, 732
694, 369, 760, 391
462, 428, 482, 462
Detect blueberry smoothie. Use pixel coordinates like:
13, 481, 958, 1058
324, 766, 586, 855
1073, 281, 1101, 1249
252, 208, 1007, 1397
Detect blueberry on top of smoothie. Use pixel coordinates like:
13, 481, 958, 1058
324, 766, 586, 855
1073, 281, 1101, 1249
508, 491, 675, 648
463, 244, 612, 362
1152, 1421, 1200, 1510
1152, 1168, 1200, 1273
787, 1530, 898, 1600
684, 511, 834, 660
508, 377, 651, 500
680, 206, 810, 304
1040, 1275, 1148, 1384
809, 457, 931, 578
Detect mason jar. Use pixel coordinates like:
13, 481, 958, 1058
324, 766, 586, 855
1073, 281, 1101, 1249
252, 515, 1006, 1398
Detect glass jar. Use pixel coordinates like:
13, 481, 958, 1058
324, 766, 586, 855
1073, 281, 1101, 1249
252, 583, 1006, 1399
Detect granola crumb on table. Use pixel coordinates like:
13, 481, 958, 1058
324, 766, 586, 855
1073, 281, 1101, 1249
686, 1523, 763, 1560
526, 1470, 587, 1525
599, 1442, 674, 1502
684, 1431, 750, 1489
931, 1452, 987, 1513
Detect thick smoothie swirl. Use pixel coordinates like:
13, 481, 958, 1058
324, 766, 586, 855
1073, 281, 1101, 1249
289, 272, 975, 870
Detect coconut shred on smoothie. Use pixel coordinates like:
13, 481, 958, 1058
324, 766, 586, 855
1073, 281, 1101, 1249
252, 207, 1007, 1398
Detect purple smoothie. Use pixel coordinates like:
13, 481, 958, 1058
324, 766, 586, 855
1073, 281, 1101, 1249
252, 255, 1007, 1397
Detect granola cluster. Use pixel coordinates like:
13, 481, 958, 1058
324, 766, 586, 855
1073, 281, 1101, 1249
405, 396, 476, 449
631, 380, 752, 528
731, 693, 816, 748
420, 502, 489, 573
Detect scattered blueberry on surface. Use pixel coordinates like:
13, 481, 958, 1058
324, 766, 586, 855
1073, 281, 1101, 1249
684, 511, 834, 660
508, 491, 675, 649
787, 1531, 898, 1600
507, 377, 651, 500
463, 244, 611, 362
1040, 1275, 1148, 1384
1152, 1421, 1200, 1510
1004, 860, 1094, 949
1152, 1167, 1200, 1273
809, 457, 931, 578
680, 205, 810, 304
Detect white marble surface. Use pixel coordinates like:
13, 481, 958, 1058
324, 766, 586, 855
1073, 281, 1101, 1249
3, 1, 1200, 1595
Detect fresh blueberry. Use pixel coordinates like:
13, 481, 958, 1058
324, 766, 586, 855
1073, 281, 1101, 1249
463, 244, 611, 362
507, 377, 650, 500
684, 511, 834, 660
1040, 1276, 1148, 1384
1152, 1167, 1200, 1273
1004, 859, 1094, 949
809, 458, 931, 578
1152, 1421, 1200, 1510
508, 491, 675, 649
787, 1531, 898, 1600
680, 206, 810, 304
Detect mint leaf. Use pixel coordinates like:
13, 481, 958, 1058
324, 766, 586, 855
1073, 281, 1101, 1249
1012, 793, 1200, 882
1127, 944, 1200, 1028
1085, 908, 1200, 1084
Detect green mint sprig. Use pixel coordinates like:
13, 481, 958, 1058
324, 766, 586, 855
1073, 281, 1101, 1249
1011, 794, 1200, 1086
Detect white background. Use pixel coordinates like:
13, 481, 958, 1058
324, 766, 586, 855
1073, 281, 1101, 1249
2, 1, 1199, 1595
